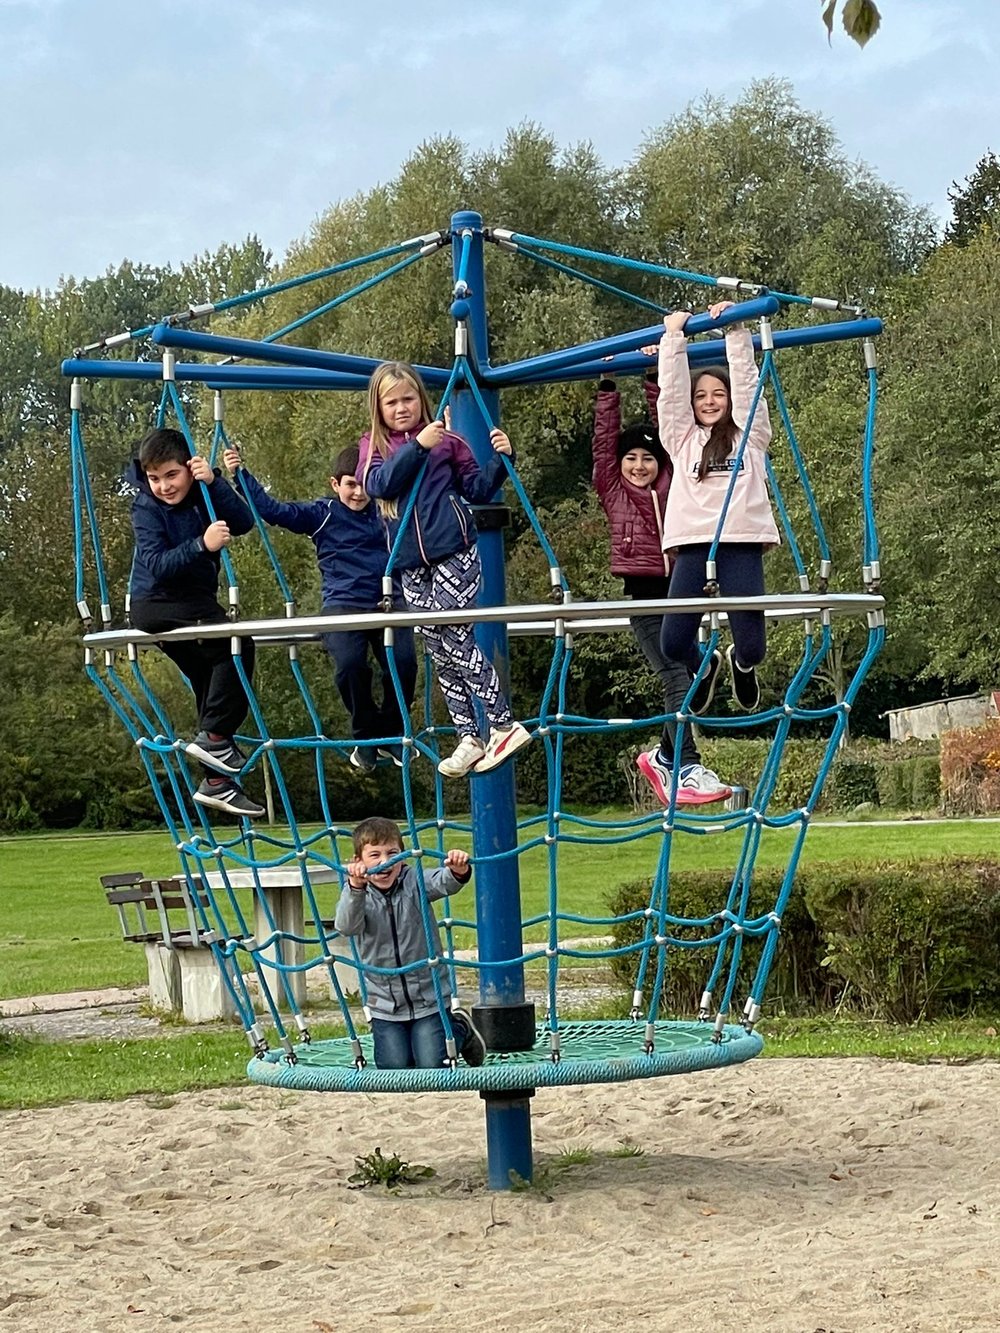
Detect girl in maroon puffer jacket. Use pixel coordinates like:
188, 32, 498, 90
591, 372, 731, 807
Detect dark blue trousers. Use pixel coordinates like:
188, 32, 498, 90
321, 605, 417, 741
660, 543, 767, 672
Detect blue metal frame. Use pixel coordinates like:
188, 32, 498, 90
448, 211, 534, 1188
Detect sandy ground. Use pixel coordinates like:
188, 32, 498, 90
1, 1057, 998, 1332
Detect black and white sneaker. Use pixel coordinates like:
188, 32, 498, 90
186, 731, 246, 775
349, 746, 378, 773
377, 743, 408, 767
726, 644, 761, 711
450, 1007, 487, 1066
193, 778, 265, 819
689, 649, 723, 715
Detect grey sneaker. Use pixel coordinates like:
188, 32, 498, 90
349, 746, 378, 773
450, 1007, 486, 1066
185, 731, 245, 775
193, 778, 265, 819
676, 762, 733, 806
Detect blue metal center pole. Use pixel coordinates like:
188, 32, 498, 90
448, 210, 534, 1189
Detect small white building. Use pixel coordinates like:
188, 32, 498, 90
884, 692, 996, 742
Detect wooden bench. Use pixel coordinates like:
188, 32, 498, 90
100, 872, 236, 1022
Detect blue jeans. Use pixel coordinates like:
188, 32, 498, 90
371, 1011, 469, 1069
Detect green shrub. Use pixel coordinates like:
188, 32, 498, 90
829, 755, 879, 809
609, 857, 1000, 1025
517, 730, 631, 808
805, 857, 1000, 1022
875, 756, 941, 810
608, 868, 833, 1017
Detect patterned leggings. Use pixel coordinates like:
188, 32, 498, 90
402, 545, 513, 737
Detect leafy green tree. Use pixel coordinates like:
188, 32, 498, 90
944, 150, 1000, 246
874, 225, 1000, 687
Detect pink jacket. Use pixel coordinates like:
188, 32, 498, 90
656, 327, 779, 552
592, 377, 671, 578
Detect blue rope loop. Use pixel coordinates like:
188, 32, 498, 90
66, 217, 885, 1086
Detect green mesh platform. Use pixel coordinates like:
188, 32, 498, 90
246, 1020, 764, 1092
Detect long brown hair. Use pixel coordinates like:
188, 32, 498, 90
691, 365, 738, 482
363, 362, 435, 518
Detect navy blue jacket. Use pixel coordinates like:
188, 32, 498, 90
127, 460, 254, 603
234, 467, 393, 610
356, 428, 508, 570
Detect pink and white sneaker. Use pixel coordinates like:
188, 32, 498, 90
636, 749, 732, 807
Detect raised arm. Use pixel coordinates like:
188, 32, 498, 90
726, 328, 772, 452
333, 873, 367, 935
454, 433, 509, 505
359, 437, 426, 502
656, 313, 697, 455
423, 854, 471, 904
591, 379, 622, 500
642, 370, 659, 430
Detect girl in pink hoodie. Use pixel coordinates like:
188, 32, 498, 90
655, 300, 779, 720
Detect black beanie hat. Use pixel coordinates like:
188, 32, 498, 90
616, 421, 667, 468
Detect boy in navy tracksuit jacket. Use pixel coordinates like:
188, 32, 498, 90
128, 427, 264, 820
224, 445, 417, 772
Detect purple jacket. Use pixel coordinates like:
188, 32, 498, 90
592, 377, 672, 579
357, 426, 507, 570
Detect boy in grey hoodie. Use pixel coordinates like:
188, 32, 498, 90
334, 816, 486, 1069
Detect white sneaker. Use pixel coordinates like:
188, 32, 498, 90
676, 763, 733, 806
475, 721, 532, 775
437, 735, 486, 778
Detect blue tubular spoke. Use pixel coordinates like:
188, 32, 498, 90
498, 243, 668, 314
149, 323, 450, 388
492, 227, 871, 313
259, 249, 431, 343
74, 232, 444, 355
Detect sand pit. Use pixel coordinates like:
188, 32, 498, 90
1, 1057, 998, 1331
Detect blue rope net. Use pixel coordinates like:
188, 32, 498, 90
65, 220, 884, 1091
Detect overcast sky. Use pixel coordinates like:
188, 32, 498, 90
2, 0, 996, 292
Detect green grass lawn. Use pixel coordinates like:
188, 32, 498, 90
3, 810, 1000, 1000
3, 813, 1000, 1110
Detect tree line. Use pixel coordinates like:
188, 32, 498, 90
1, 79, 996, 830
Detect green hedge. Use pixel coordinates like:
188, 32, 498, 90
609, 867, 833, 1018
609, 857, 1000, 1023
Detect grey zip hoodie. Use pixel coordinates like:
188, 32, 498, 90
334, 862, 471, 1021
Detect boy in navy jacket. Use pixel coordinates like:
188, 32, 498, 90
128, 427, 263, 819
224, 445, 417, 772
